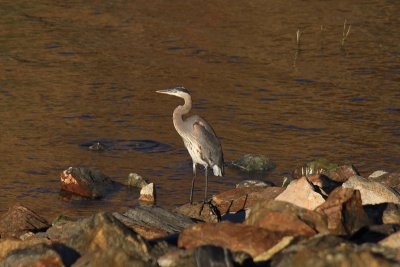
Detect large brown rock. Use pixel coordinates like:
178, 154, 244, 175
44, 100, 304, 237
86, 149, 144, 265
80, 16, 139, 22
212, 186, 285, 214
45, 212, 153, 263
60, 167, 112, 199
0, 204, 50, 239
315, 187, 370, 235
271, 235, 398, 267
342, 175, 400, 205
275, 177, 325, 210
178, 222, 287, 258
246, 200, 328, 234
0, 239, 79, 266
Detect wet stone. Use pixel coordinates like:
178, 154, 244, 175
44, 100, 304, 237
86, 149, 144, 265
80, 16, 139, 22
230, 154, 275, 173
88, 142, 107, 151
236, 179, 273, 188
127, 173, 149, 189
60, 167, 112, 199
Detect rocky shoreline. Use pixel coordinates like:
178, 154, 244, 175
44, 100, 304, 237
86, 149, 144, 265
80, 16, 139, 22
1, 156, 400, 266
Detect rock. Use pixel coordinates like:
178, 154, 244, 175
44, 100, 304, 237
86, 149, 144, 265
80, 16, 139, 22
139, 183, 156, 203
51, 214, 80, 226
230, 154, 275, 173
178, 221, 288, 258
0, 239, 79, 266
383, 206, 400, 224
127, 173, 149, 189
157, 246, 254, 267
369, 170, 389, 179
88, 142, 107, 151
175, 202, 220, 223
367, 172, 400, 192
45, 212, 153, 263
60, 167, 112, 199
212, 186, 285, 214
236, 179, 273, 188
73, 248, 151, 267
113, 205, 195, 234
325, 165, 359, 182
380, 231, 400, 248
306, 174, 341, 194
271, 235, 398, 267
253, 236, 295, 262
275, 177, 325, 210
0, 204, 50, 239
292, 158, 338, 179
157, 249, 196, 267
342, 175, 400, 205
246, 200, 329, 234
315, 187, 370, 235
351, 224, 400, 244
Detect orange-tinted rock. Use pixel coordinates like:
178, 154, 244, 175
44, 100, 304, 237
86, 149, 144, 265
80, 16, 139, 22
178, 222, 287, 258
128, 223, 169, 240
379, 231, 400, 248
0, 204, 50, 239
246, 210, 316, 236
275, 177, 325, 210
212, 186, 285, 214
315, 187, 370, 235
60, 167, 112, 199
246, 200, 329, 234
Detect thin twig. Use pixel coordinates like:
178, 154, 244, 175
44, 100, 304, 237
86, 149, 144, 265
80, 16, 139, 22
341, 19, 351, 47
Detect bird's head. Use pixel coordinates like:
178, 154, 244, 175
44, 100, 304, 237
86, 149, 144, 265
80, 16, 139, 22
156, 87, 190, 98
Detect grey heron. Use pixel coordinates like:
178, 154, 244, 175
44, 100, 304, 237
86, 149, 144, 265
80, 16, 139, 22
156, 87, 224, 204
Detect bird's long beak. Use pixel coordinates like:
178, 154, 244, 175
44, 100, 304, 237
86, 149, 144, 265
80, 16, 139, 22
156, 89, 173, 95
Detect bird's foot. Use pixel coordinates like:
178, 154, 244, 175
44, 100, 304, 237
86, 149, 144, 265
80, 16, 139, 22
198, 200, 221, 221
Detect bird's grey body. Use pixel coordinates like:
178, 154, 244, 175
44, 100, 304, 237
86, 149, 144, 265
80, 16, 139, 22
156, 87, 224, 203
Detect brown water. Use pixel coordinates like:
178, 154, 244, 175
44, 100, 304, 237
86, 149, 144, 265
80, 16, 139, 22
0, 0, 399, 220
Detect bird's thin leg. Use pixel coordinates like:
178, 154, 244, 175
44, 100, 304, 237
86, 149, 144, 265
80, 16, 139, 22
190, 163, 196, 204
204, 166, 208, 203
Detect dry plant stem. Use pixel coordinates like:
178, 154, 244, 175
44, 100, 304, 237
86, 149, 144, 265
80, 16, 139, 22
341, 19, 351, 47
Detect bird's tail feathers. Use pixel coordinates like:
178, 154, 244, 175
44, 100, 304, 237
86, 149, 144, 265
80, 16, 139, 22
212, 165, 223, 176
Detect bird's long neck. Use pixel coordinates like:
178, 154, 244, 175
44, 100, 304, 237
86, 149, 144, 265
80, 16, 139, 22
173, 93, 192, 134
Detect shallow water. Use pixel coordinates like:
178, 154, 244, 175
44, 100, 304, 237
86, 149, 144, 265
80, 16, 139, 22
0, 0, 399, 220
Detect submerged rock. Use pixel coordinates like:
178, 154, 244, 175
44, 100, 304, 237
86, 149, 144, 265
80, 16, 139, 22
342, 175, 400, 205
0, 204, 50, 239
139, 183, 156, 203
88, 142, 107, 152
127, 173, 149, 189
315, 187, 370, 235
212, 186, 285, 215
60, 167, 112, 199
236, 180, 273, 188
230, 154, 275, 173
275, 177, 325, 210
178, 221, 287, 258
113, 205, 195, 234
